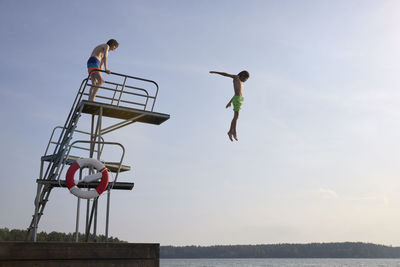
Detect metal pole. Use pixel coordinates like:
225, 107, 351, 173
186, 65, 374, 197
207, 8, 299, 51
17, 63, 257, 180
85, 198, 90, 240
97, 107, 102, 160
75, 169, 82, 242
111, 85, 118, 105
85, 199, 97, 242
90, 114, 95, 158
32, 160, 45, 241
93, 107, 102, 239
94, 198, 98, 238
39, 160, 44, 180
117, 77, 127, 106
32, 182, 41, 242
75, 198, 81, 242
97, 106, 111, 242
86, 114, 95, 240
105, 189, 111, 242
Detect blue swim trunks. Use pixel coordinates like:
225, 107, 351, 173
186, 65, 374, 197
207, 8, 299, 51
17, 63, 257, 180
87, 57, 101, 76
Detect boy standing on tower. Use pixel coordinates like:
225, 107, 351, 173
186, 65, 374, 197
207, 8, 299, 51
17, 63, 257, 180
87, 39, 119, 101
210, 70, 250, 141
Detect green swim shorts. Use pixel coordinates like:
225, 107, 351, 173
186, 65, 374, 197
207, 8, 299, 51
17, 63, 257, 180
232, 95, 244, 112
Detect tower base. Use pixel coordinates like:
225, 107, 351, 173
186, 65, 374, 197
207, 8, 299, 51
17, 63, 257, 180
0, 242, 159, 267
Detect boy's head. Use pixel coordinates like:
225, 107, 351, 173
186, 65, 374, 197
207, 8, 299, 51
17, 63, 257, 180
107, 39, 119, 50
238, 70, 250, 82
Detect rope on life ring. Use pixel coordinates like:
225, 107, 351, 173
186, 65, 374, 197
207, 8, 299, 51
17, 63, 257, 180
66, 158, 109, 199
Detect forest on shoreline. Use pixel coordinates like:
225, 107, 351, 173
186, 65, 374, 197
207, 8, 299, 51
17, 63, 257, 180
161, 243, 400, 258
0, 228, 124, 243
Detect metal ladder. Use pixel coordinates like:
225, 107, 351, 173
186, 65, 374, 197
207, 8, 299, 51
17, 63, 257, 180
26, 80, 88, 240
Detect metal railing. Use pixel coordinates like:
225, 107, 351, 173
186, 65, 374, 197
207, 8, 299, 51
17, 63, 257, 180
85, 70, 160, 112
44, 126, 105, 157
42, 70, 160, 180
58, 140, 125, 186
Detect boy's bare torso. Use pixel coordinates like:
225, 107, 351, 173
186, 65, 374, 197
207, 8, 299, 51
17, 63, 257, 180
233, 76, 244, 96
90, 44, 109, 62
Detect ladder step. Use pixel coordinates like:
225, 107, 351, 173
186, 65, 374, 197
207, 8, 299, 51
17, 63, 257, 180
34, 197, 48, 205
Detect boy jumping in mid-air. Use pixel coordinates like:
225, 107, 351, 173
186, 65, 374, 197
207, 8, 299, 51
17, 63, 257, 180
87, 39, 119, 101
210, 70, 250, 141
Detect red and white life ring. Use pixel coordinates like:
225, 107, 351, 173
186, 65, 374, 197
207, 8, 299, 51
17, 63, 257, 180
66, 158, 109, 199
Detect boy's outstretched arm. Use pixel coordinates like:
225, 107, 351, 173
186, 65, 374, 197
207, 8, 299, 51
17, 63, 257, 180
210, 71, 235, 78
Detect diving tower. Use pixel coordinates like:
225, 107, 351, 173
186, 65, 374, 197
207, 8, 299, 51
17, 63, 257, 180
27, 70, 169, 242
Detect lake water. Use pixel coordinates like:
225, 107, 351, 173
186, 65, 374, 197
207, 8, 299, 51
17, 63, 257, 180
160, 258, 400, 267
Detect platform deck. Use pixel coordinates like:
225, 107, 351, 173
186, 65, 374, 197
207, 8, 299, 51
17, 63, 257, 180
79, 100, 170, 125
37, 179, 134, 190
41, 155, 131, 173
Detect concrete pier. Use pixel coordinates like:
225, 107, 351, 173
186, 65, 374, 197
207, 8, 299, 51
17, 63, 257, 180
0, 242, 159, 267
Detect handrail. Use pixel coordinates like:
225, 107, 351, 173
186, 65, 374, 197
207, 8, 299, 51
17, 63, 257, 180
44, 126, 105, 156
49, 78, 88, 157
81, 93, 147, 108
58, 140, 126, 188
90, 70, 159, 90
87, 69, 159, 112
95, 82, 150, 97
104, 80, 150, 96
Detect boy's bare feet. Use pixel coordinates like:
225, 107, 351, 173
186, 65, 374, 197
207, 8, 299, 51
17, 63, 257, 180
233, 133, 238, 141
227, 132, 233, 141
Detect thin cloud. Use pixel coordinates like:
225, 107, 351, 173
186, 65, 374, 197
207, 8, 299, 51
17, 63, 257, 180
316, 188, 339, 199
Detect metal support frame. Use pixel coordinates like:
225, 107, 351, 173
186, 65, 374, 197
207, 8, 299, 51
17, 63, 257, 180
28, 70, 168, 243
101, 114, 147, 135
61, 135, 125, 243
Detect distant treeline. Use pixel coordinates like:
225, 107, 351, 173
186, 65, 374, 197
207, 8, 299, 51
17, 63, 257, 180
0, 228, 125, 243
161, 243, 400, 258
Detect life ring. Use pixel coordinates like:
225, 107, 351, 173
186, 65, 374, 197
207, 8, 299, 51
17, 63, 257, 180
66, 158, 109, 199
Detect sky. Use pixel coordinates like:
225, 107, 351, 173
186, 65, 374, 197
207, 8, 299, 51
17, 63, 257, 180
1, 0, 400, 246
